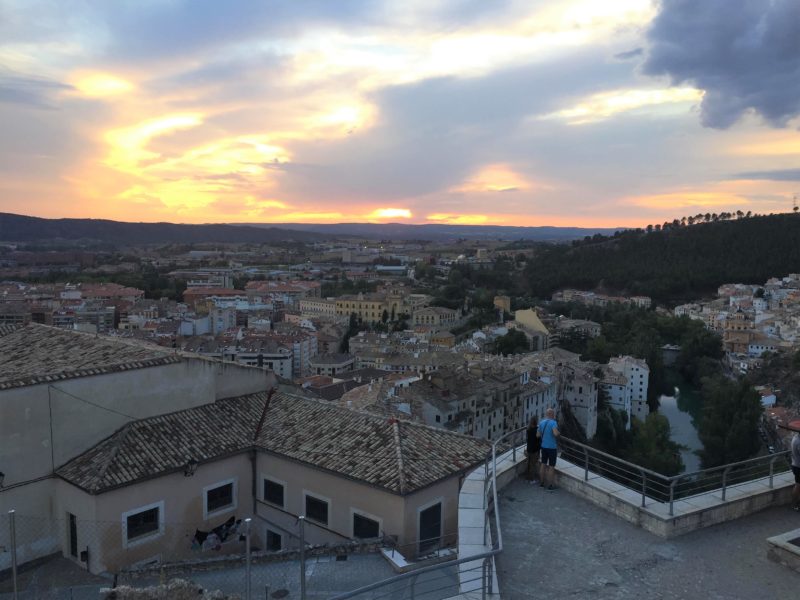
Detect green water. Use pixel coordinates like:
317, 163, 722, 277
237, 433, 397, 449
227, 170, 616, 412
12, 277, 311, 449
657, 373, 703, 473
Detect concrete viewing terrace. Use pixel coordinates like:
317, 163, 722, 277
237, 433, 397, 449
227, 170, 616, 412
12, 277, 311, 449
457, 440, 799, 599
497, 477, 799, 599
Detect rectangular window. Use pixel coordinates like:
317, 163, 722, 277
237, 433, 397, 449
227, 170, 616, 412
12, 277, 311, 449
206, 482, 234, 514
266, 529, 282, 551
264, 479, 285, 508
305, 494, 329, 526
68, 513, 77, 558
126, 507, 160, 542
353, 513, 381, 539
202, 479, 237, 519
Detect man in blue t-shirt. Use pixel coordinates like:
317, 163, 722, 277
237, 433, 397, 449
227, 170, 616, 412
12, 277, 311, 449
537, 407, 560, 491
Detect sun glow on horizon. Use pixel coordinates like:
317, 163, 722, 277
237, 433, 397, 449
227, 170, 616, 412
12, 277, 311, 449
367, 207, 412, 220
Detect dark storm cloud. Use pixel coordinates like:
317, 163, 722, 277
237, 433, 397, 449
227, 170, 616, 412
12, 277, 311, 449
732, 168, 800, 181
643, 0, 800, 129
0, 70, 71, 109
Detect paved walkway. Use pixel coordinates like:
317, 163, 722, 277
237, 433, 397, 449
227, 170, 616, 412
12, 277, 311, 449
496, 477, 800, 600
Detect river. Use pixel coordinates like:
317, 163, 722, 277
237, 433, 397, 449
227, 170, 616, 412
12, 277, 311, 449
658, 386, 703, 473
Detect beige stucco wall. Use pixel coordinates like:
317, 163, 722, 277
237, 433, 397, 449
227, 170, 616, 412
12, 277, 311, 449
8, 449, 469, 573
0, 478, 59, 571
0, 359, 273, 490
255, 453, 405, 548
255, 453, 465, 558
402, 477, 460, 555
55, 453, 253, 574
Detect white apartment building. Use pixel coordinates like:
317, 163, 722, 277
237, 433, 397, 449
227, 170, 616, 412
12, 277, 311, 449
600, 369, 632, 429
608, 355, 650, 422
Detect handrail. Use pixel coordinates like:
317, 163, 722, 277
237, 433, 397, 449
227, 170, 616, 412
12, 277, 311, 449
558, 435, 792, 515
329, 428, 792, 599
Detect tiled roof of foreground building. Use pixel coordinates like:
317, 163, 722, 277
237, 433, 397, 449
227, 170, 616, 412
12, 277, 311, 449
0, 323, 180, 390
57, 391, 491, 496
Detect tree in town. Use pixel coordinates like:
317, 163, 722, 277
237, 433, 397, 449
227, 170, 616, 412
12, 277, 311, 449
493, 329, 529, 356
625, 413, 684, 476
697, 376, 762, 468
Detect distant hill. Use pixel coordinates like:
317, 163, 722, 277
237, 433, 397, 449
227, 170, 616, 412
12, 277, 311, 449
523, 213, 800, 304
240, 222, 623, 241
0, 213, 329, 245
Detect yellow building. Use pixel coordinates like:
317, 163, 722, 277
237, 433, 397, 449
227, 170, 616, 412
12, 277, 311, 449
335, 293, 389, 323
493, 295, 511, 314
512, 308, 550, 350
431, 331, 456, 348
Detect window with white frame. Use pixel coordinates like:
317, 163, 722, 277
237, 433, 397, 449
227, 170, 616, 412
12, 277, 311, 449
352, 511, 381, 539
304, 493, 329, 526
122, 501, 164, 547
263, 477, 285, 508
203, 479, 237, 518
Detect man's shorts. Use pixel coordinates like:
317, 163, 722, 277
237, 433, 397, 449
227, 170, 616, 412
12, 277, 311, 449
792, 465, 800, 484
541, 447, 557, 467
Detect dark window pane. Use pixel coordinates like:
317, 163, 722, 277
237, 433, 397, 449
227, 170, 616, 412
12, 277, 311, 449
418, 503, 442, 553
266, 530, 282, 551
305, 496, 328, 525
207, 483, 234, 513
353, 513, 380, 539
263, 480, 284, 507
127, 507, 159, 541
68, 513, 77, 557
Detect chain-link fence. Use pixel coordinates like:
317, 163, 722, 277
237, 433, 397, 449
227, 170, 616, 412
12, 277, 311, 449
1, 510, 461, 600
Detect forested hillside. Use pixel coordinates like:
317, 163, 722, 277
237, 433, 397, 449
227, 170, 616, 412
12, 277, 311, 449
0, 213, 327, 244
524, 213, 800, 303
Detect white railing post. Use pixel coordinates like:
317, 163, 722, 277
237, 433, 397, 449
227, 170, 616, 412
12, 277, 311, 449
244, 517, 252, 600
9, 510, 18, 600
299, 516, 306, 600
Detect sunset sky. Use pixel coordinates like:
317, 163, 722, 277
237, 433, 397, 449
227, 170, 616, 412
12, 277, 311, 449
1, 0, 798, 228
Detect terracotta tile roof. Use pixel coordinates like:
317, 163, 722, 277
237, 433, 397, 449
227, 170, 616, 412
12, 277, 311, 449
57, 391, 491, 496
0, 323, 180, 390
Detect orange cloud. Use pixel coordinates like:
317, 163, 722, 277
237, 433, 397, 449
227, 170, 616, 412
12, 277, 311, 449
729, 130, 800, 156
105, 113, 204, 172
628, 192, 749, 210
451, 164, 537, 194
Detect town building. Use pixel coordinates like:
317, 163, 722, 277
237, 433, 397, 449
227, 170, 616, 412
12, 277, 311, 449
412, 306, 459, 330
0, 323, 274, 539
309, 353, 355, 377
608, 355, 650, 422
511, 308, 550, 350
50, 391, 490, 573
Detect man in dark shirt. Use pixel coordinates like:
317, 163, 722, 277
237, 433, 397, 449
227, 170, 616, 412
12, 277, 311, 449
526, 416, 541, 483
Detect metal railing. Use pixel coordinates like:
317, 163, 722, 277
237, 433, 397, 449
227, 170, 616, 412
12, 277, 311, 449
4, 430, 789, 600
558, 436, 793, 516
327, 427, 794, 600
328, 427, 528, 600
